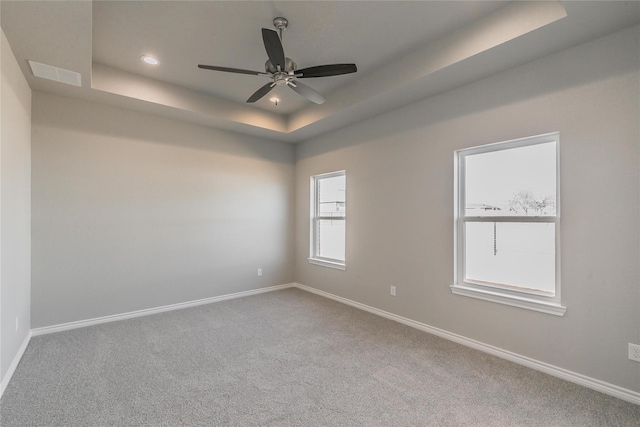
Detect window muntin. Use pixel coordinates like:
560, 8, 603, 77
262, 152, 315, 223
453, 133, 564, 315
310, 171, 346, 269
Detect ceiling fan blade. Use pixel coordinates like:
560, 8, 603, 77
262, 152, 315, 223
247, 82, 276, 103
288, 81, 325, 104
262, 28, 286, 70
297, 64, 357, 78
198, 65, 264, 76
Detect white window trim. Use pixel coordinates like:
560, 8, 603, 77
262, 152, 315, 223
452, 132, 565, 316
308, 257, 347, 270
309, 170, 346, 270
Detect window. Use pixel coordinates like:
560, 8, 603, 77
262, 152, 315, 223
309, 171, 346, 270
452, 133, 565, 315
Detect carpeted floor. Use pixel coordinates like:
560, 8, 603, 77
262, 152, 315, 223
1, 288, 639, 426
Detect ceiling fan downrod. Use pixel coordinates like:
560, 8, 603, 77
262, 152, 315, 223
273, 17, 288, 41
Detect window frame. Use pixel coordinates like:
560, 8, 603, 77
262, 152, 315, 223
452, 133, 565, 316
308, 170, 346, 270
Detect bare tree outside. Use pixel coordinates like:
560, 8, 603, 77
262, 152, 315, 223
507, 189, 555, 215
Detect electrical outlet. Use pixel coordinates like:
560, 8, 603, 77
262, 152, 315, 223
257, 268, 262, 277
390, 286, 396, 296
629, 343, 640, 362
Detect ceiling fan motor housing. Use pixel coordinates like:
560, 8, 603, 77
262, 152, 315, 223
265, 58, 296, 74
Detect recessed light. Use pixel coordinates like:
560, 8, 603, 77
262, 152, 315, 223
270, 97, 280, 106
141, 55, 159, 65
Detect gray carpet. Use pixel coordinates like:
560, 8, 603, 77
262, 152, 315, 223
1, 288, 639, 426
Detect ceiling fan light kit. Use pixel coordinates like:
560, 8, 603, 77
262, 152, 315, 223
198, 16, 357, 105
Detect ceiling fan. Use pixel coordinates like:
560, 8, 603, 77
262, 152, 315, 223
198, 17, 357, 105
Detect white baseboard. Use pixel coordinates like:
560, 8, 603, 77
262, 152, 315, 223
0, 331, 32, 400
292, 282, 640, 406
31, 283, 295, 337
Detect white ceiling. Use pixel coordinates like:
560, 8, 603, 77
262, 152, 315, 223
2, 1, 639, 143
92, 1, 503, 115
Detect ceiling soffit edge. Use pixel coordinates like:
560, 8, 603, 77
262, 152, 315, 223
287, 0, 567, 133
91, 63, 288, 133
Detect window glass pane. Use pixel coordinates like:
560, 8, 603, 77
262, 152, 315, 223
318, 174, 346, 217
465, 222, 555, 295
317, 219, 345, 261
465, 142, 556, 217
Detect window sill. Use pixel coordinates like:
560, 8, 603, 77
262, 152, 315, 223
308, 258, 346, 271
450, 283, 566, 316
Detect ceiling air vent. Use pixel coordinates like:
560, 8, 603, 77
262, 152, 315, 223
28, 61, 82, 87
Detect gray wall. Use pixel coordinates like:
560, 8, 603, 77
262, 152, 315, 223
31, 92, 295, 328
295, 26, 640, 392
0, 29, 31, 383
